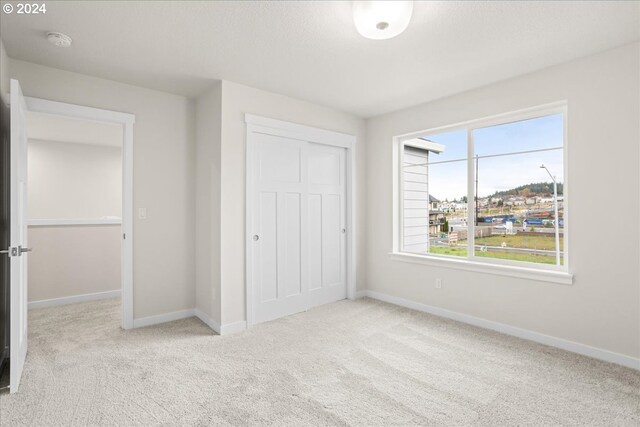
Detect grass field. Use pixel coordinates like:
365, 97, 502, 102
429, 246, 467, 257
475, 234, 563, 251
429, 245, 561, 265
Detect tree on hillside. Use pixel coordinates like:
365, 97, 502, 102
491, 182, 563, 198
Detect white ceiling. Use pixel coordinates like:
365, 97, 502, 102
27, 111, 123, 147
2, 1, 638, 118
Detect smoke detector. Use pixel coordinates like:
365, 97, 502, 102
47, 32, 72, 48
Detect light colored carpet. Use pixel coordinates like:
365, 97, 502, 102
0, 297, 638, 426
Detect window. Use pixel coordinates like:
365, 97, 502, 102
398, 104, 567, 271
402, 130, 467, 257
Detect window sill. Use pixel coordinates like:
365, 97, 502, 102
388, 252, 573, 285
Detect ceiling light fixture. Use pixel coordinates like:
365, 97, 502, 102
47, 32, 72, 48
353, 1, 413, 40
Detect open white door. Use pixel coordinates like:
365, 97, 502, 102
9, 79, 29, 393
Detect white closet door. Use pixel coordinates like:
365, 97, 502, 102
307, 143, 347, 307
251, 133, 308, 324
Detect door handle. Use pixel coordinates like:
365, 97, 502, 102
253, 235, 259, 241
0, 247, 19, 257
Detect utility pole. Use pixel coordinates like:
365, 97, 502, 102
540, 164, 561, 265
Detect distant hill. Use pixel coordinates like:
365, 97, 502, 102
490, 182, 563, 198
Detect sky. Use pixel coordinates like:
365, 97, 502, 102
409, 113, 564, 201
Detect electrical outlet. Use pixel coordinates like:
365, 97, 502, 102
435, 278, 442, 289
138, 207, 147, 220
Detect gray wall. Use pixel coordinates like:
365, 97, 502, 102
0, 40, 8, 106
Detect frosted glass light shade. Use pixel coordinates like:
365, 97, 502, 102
353, 1, 413, 40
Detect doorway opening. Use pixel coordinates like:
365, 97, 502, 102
25, 97, 135, 338
1, 81, 135, 394
26, 112, 124, 314
23, 96, 135, 336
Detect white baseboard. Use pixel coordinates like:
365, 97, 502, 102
352, 290, 367, 300
133, 308, 196, 328
193, 310, 245, 335
130, 307, 245, 332
364, 290, 640, 371
192, 310, 245, 335
28, 289, 121, 310
195, 309, 221, 334
220, 320, 247, 335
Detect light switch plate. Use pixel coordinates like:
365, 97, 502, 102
138, 208, 147, 220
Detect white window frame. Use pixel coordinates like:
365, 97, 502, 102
391, 101, 573, 285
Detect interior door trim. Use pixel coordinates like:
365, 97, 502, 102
24, 96, 136, 330
245, 114, 357, 327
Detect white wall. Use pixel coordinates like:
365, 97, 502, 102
195, 83, 222, 325
28, 140, 121, 219
9, 59, 196, 320
365, 43, 640, 359
28, 225, 121, 302
26, 139, 122, 303
219, 81, 367, 325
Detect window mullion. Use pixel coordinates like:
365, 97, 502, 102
467, 129, 475, 260
399, 143, 405, 252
